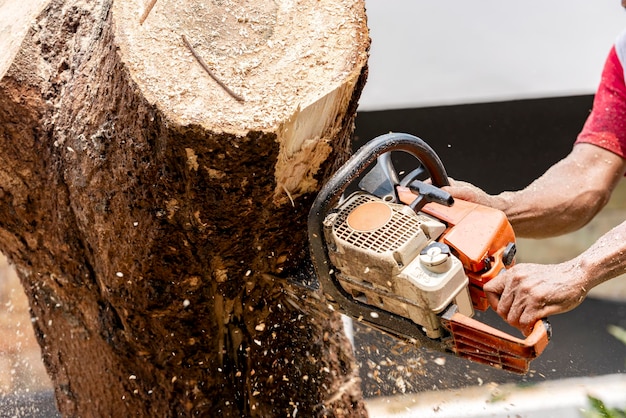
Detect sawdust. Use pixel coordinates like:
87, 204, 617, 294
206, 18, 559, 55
112, 0, 368, 134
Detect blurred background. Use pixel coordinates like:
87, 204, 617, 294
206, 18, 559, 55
1, 0, 625, 416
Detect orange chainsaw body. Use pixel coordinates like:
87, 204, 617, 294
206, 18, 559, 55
423, 199, 512, 310
398, 187, 550, 372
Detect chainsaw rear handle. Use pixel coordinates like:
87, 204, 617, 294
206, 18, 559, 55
440, 306, 551, 374
308, 133, 453, 351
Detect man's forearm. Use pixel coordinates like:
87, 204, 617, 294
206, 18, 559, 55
496, 144, 625, 238
497, 187, 606, 238
572, 221, 626, 291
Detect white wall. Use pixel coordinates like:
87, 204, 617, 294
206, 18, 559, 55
359, 1, 626, 111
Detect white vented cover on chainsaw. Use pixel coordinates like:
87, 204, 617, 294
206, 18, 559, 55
323, 192, 473, 338
334, 194, 425, 254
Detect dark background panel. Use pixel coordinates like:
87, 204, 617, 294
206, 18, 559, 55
354, 95, 594, 193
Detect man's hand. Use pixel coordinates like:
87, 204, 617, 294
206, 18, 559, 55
443, 179, 509, 212
483, 261, 588, 336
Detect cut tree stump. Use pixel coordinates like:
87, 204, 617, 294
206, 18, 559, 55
0, 0, 370, 416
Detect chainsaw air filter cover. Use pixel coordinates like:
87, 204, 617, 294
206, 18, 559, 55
323, 192, 474, 338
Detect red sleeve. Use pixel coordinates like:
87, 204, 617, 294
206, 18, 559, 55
575, 46, 626, 158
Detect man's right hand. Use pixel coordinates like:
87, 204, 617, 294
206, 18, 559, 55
443, 179, 505, 210
483, 260, 589, 336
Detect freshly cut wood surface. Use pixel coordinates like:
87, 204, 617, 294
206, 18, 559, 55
114, 0, 369, 200
115, 0, 366, 129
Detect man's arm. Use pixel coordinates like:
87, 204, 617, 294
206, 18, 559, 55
484, 220, 626, 335
448, 44, 626, 238
446, 142, 626, 238
444, 42, 626, 333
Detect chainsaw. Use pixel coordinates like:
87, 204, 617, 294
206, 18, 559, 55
307, 132, 551, 374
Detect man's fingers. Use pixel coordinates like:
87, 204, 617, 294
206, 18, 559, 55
496, 287, 514, 321
518, 310, 545, 337
485, 290, 500, 311
486, 274, 518, 321
483, 274, 505, 295
442, 186, 474, 202
484, 274, 514, 320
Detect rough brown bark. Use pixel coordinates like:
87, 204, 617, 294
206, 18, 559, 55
0, 0, 370, 416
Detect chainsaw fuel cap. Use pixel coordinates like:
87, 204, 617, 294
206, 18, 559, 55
419, 242, 452, 274
346, 201, 392, 232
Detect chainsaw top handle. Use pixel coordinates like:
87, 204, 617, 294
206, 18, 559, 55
307, 132, 453, 351
311, 132, 451, 211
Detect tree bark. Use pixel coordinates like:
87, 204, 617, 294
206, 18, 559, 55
0, 0, 370, 416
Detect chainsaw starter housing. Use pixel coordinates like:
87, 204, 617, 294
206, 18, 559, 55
323, 192, 474, 338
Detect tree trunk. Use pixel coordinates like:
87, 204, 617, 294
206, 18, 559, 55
0, 0, 370, 416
